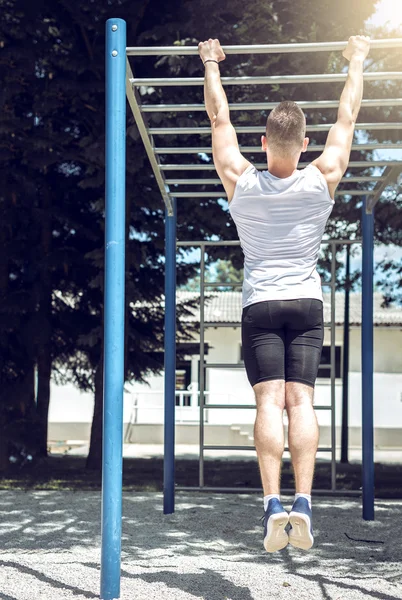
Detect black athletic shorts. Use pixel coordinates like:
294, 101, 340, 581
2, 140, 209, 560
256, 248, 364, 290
241, 298, 324, 388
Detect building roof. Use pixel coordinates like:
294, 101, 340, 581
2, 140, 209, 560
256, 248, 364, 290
177, 291, 402, 327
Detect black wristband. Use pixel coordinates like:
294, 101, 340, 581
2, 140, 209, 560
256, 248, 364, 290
203, 59, 219, 66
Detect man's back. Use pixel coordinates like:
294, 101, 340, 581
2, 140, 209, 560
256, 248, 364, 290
229, 164, 334, 307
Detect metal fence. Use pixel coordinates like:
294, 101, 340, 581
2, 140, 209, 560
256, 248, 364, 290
175, 239, 361, 497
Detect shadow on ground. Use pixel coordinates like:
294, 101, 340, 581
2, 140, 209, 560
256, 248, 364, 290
0, 491, 402, 599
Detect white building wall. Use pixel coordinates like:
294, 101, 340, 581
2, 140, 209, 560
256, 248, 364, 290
48, 325, 402, 440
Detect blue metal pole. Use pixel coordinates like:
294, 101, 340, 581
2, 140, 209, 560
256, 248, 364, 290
164, 198, 177, 515
101, 18, 126, 599
361, 197, 375, 521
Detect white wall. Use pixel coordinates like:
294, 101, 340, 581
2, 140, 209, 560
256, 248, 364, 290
345, 328, 402, 373
48, 325, 402, 436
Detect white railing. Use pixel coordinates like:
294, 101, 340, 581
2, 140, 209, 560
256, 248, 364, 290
126, 389, 255, 425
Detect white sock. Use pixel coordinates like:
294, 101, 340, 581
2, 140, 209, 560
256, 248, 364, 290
295, 493, 312, 509
264, 494, 280, 512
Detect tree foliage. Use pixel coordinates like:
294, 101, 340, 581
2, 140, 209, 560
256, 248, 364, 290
0, 0, 400, 469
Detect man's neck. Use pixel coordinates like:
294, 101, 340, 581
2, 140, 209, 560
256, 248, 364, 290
267, 155, 299, 178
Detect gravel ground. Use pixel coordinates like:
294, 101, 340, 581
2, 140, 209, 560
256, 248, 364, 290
1, 490, 402, 600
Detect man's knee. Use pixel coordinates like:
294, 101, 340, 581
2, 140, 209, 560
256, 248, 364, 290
253, 379, 285, 410
285, 381, 314, 410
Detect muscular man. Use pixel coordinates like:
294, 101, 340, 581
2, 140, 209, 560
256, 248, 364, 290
198, 35, 370, 552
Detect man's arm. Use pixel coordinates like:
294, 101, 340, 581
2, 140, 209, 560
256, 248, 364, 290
198, 39, 251, 202
312, 35, 371, 199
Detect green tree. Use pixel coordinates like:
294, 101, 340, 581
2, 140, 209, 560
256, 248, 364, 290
1, 0, 400, 473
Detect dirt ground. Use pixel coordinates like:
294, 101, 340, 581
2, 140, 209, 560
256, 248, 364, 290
1, 454, 401, 498
1, 490, 402, 600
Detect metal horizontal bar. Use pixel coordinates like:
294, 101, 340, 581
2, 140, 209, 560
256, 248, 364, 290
204, 322, 241, 327
176, 239, 360, 247
168, 179, 222, 184
131, 72, 402, 87
204, 404, 255, 409
204, 362, 338, 369
204, 321, 349, 328
171, 190, 375, 197
127, 38, 402, 56
142, 98, 402, 112
166, 176, 382, 185
161, 161, 402, 170
204, 363, 245, 369
175, 486, 362, 496
203, 363, 331, 370
204, 281, 243, 287
203, 403, 331, 410
177, 240, 242, 246
150, 123, 401, 135
203, 445, 332, 452
203, 445, 256, 451
156, 143, 401, 154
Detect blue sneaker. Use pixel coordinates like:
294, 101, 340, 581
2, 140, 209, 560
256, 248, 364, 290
288, 497, 314, 550
262, 498, 289, 553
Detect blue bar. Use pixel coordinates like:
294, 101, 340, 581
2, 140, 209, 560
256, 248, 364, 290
361, 198, 375, 521
101, 18, 127, 600
164, 199, 176, 515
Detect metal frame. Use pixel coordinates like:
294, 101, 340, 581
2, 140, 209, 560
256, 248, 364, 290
102, 18, 126, 600
151, 123, 402, 135
367, 165, 402, 212
175, 239, 358, 496
171, 190, 374, 197
142, 98, 402, 112
362, 199, 375, 520
164, 199, 176, 513
160, 161, 401, 170
166, 176, 382, 184
103, 22, 402, 598
127, 38, 402, 55
131, 71, 402, 87
155, 143, 401, 155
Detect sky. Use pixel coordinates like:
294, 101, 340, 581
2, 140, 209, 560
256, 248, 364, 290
366, 0, 402, 28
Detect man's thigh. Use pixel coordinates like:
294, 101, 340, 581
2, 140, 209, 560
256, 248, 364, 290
285, 299, 324, 388
242, 301, 286, 387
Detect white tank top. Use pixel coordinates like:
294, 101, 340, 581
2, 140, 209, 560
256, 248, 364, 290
229, 164, 334, 308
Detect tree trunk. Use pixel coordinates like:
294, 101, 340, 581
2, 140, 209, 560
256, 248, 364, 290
86, 358, 104, 470
0, 403, 8, 473
36, 183, 53, 457
0, 196, 9, 472
19, 361, 37, 420
0, 364, 37, 472
0, 439, 7, 473
36, 341, 52, 456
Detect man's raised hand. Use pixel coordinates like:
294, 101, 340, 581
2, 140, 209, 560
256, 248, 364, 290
198, 38, 226, 64
342, 35, 371, 62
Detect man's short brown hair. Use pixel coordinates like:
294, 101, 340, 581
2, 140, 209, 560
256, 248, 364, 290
266, 101, 306, 156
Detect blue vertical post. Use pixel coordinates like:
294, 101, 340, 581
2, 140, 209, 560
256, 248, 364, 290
101, 18, 126, 600
164, 199, 177, 515
361, 197, 375, 521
